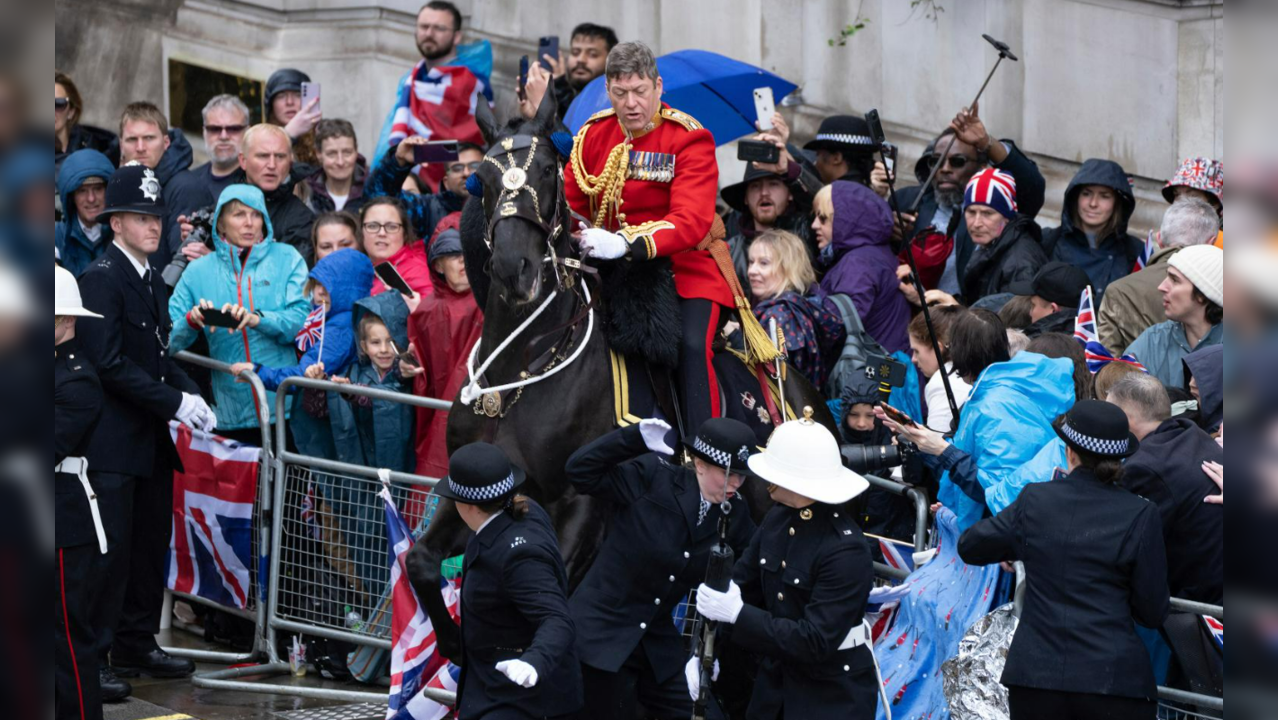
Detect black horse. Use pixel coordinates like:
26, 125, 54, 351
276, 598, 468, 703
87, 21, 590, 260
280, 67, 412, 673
408, 89, 835, 596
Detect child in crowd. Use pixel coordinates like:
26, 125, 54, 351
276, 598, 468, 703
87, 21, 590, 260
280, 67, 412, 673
330, 294, 417, 476
232, 247, 374, 455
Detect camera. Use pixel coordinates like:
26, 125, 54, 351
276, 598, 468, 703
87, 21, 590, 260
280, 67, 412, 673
161, 205, 216, 287
841, 436, 917, 475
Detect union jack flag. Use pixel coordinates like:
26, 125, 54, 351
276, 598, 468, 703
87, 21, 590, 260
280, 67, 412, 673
167, 423, 260, 609
1202, 615, 1223, 651
388, 61, 492, 191
1133, 230, 1159, 273
383, 488, 461, 720
865, 536, 917, 642
1074, 287, 1147, 374
295, 305, 325, 352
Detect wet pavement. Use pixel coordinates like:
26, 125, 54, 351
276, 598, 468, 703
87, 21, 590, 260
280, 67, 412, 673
103, 629, 386, 720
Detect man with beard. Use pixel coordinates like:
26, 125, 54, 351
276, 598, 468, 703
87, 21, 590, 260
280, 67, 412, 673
162, 95, 251, 273
416, 0, 462, 64
546, 23, 618, 121
894, 102, 1045, 304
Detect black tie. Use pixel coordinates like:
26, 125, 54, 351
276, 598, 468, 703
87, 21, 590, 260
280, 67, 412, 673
143, 268, 154, 295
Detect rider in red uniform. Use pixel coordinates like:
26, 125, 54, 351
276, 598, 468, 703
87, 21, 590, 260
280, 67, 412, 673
565, 40, 732, 435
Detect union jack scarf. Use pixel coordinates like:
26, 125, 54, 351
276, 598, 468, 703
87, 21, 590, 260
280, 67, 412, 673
295, 305, 325, 353
1073, 287, 1147, 374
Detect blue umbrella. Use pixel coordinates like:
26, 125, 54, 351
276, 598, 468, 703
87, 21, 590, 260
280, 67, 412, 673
563, 49, 797, 146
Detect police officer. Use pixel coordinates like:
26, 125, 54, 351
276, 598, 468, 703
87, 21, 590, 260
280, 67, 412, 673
54, 265, 109, 720
77, 163, 216, 697
564, 417, 759, 719
695, 408, 887, 720
410, 443, 582, 720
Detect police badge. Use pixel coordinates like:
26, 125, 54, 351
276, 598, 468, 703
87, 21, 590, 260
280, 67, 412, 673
139, 168, 161, 202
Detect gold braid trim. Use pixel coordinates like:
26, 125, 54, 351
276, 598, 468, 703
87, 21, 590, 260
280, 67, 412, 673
696, 215, 783, 367
569, 113, 631, 228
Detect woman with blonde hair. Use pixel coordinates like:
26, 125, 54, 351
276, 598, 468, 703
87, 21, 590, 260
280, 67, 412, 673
747, 228, 846, 387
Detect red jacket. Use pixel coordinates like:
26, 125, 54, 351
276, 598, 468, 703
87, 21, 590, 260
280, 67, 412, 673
371, 241, 433, 298
406, 215, 483, 478
564, 105, 733, 307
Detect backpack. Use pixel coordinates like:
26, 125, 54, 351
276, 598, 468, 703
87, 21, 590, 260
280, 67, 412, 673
823, 293, 889, 402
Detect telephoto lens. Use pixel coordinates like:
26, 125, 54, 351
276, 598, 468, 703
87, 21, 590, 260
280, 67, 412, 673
840, 436, 917, 475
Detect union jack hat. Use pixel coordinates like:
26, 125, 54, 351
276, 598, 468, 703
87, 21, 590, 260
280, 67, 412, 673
963, 168, 1018, 220
1163, 157, 1223, 206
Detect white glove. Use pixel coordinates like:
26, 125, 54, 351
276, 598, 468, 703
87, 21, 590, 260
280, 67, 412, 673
696, 581, 744, 624
579, 227, 629, 260
638, 418, 674, 455
194, 404, 218, 432
495, 659, 539, 688
684, 656, 720, 701
176, 392, 212, 429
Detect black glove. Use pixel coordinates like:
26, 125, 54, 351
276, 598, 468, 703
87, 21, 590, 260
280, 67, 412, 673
405, 542, 463, 663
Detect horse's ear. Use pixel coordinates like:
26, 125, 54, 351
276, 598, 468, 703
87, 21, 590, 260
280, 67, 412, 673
475, 100, 499, 148
530, 83, 559, 135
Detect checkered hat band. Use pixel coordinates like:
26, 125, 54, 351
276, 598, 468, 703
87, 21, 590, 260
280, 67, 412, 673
448, 472, 515, 502
693, 436, 732, 467
816, 132, 874, 146
1061, 422, 1129, 456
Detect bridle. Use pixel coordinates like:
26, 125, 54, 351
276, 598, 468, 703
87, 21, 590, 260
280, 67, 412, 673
458, 134, 598, 409
480, 134, 587, 292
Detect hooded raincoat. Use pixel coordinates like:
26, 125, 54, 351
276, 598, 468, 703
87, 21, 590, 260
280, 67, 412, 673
168, 184, 310, 430
406, 213, 483, 478
933, 351, 1075, 531
1183, 343, 1223, 433
255, 247, 375, 392
1041, 159, 1142, 301
817, 181, 911, 353
55, 149, 115, 277
328, 292, 416, 473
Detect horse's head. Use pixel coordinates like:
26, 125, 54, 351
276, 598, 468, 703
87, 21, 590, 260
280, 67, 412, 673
472, 89, 569, 306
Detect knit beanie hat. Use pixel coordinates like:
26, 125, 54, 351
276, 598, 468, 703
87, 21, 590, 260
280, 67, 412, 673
963, 168, 1018, 220
1168, 244, 1224, 307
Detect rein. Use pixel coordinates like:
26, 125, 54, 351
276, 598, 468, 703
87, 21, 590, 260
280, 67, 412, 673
459, 134, 598, 410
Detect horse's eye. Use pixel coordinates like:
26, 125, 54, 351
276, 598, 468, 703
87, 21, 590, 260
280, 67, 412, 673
543, 163, 555, 177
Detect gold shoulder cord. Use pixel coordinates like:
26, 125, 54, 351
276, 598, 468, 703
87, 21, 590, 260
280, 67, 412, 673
569, 114, 632, 228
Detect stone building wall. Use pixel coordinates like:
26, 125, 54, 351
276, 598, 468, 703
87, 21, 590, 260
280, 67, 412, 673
55, 0, 1224, 232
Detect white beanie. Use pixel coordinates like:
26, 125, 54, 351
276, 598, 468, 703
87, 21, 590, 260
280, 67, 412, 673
1168, 244, 1223, 307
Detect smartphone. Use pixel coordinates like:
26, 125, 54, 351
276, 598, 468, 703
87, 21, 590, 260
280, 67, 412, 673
537, 36, 559, 72
301, 81, 320, 113
752, 87, 776, 131
375, 262, 414, 296
737, 139, 780, 164
517, 55, 530, 102
201, 308, 240, 328
413, 140, 461, 165
400, 349, 421, 368
879, 401, 918, 428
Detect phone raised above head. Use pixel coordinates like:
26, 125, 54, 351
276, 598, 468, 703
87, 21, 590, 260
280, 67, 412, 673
537, 36, 559, 72
752, 87, 776, 131
413, 140, 461, 165
301, 82, 320, 113
737, 139, 779, 165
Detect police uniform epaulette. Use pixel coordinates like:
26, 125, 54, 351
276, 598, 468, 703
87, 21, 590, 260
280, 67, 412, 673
828, 507, 859, 540
659, 107, 703, 132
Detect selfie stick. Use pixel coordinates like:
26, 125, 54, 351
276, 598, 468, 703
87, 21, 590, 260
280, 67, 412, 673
906, 34, 1018, 216
870, 34, 1018, 431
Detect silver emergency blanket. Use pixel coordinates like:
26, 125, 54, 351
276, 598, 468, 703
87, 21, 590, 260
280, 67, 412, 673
941, 603, 1019, 720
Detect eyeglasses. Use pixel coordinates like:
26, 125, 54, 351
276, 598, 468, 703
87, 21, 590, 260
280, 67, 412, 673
447, 161, 482, 174
926, 154, 972, 170
363, 222, 403, 235
205, 124, 247, 136
55, 97, 69, 112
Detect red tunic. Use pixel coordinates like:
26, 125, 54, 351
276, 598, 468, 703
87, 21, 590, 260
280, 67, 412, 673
564, 105, 733, 307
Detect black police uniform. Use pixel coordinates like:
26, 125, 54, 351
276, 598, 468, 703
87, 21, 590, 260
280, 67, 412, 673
728, 502, 877, 720
54, 337, 108, 720
78, 230, 198, 671
565, 425, 757, 719
449, 498, 582, 720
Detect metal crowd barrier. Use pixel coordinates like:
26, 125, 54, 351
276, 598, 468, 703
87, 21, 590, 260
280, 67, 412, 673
191, 374, 458, 705
162, 351, 275, 666
863, 472, 931, 553
1157, 598, 1225, 719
